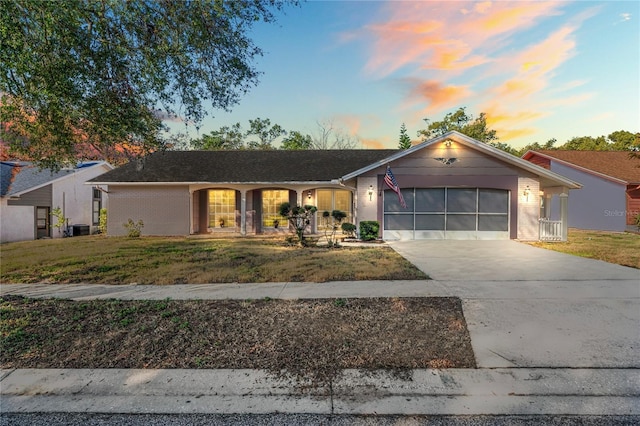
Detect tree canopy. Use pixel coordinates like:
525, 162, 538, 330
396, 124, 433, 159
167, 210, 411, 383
0, 0, 294, 168
418, 107, 498, 144
189, 118, 359, 150
281, 131, 313, 150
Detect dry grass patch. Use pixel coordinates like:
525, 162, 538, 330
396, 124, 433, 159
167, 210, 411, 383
0, 296, 475, 385
529, 229, 640, 269
0, 236, 428, 284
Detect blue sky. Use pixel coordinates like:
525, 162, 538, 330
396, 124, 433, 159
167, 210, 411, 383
186, 0, 639, 150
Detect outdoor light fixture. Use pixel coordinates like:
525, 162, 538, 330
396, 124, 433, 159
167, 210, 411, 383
523, 185, 530, 201
367, 185, 374, 201
307, 190, 312, 200
444, 139, 452, 147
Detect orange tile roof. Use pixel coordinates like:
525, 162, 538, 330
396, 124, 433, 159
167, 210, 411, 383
531, 150, 640, 184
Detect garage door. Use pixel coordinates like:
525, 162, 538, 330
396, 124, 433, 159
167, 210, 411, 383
383, 188, 510, 240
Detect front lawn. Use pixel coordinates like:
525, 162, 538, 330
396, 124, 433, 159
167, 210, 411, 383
0, 295, 475, 384
530, 229, 640, 269
0, 236, 428, 284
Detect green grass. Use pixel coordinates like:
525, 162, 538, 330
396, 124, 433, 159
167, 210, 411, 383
0, 236, 428, 284
530, 229, 640, 269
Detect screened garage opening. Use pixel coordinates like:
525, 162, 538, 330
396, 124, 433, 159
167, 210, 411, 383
383, 188, 510, 240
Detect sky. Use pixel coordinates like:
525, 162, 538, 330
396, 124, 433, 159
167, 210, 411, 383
181, 0, 639, 150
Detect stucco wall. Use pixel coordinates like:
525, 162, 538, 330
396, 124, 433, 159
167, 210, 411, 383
107, 185, 190, 236
550, 162, 626, 231
356, 176, 378, 225
0, 200, 34, 242
52, 164, 111, 237
516, 177, 541, 241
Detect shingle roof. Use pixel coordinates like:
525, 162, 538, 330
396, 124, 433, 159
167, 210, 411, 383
0, 162, 14, 196
1, 161, 105, 197
89, 150, 400, 183
532, 150, 640, 184
1, 162, 76, 197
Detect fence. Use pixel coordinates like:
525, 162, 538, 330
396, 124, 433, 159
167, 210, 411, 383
539, 218, 563, 241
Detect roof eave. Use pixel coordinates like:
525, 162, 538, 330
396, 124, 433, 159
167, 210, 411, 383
8, 162, 114, 197
342, 131, 581, 189
87, 180, 340, 186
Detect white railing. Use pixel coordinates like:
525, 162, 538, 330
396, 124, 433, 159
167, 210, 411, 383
539, 218, 563, 241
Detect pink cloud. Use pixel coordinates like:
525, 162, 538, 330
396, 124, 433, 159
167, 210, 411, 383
403, 79, 471, 113
362, 1, 564, 77
361, 137, 386, 149
358, 1, 603, 144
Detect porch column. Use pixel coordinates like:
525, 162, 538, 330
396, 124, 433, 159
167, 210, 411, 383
189, 189, 194, 234
559, 189, 569, 242
240, 190, 247, 236
544, 193, 552, 218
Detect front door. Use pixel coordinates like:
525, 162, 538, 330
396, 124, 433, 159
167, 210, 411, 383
36, 206, 50, 239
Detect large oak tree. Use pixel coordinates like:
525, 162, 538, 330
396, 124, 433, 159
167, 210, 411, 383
0, 0, 293, 168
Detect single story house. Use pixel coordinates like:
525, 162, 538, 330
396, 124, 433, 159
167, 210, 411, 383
1, 161, 113, 242
90, 132, 581, 241
522, 150, 640, 232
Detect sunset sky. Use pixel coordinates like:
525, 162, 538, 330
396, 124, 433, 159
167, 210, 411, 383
193, 0, 639, 150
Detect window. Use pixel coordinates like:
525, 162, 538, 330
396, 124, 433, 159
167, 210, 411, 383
208, 190, 236, 228
317, 189, 353, 230
92, 188, 102, 225
262, 189, 289, 227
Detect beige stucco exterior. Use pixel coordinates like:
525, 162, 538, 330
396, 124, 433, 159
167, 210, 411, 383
95, 132, 581, 241
106, 185, 190, 236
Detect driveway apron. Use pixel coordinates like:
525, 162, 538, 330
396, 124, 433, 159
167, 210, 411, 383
387, 240, 640, 368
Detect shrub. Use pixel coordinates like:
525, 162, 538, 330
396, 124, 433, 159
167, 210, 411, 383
635, 213, 640, 231
98, 208, 108, 234
123, 219, 144, 238
359, 221, 379, 241
341, 222, 357, 238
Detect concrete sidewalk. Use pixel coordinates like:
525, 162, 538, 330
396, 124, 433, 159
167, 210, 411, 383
1, 240, 639, 416
2, 368, 639, 415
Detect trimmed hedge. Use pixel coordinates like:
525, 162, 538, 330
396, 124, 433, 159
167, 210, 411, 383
359, 221, 380, 241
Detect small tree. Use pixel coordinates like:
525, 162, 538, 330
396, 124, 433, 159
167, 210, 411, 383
50, 207, 66, 236
278, 202, 317, 246
322, 210, 347, 248
398, 123, 412, 149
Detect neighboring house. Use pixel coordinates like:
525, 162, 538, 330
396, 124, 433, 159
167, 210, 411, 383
523, 150, 640, 232
90, 132, 581, 241
1, 161, 113, 242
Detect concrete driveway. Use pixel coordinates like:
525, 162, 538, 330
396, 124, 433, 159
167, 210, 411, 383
388, 240, 640, 369
387, 239, 639, 281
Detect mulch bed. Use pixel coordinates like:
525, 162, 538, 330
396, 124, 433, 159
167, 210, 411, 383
1, 296, 476, 385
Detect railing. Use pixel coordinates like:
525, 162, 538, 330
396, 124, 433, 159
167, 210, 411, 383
539, 218, 563, 241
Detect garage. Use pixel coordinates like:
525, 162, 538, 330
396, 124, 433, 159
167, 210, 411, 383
383, 187, 510, 240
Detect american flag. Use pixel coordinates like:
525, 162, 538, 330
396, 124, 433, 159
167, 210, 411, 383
384, 166, 407, 208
